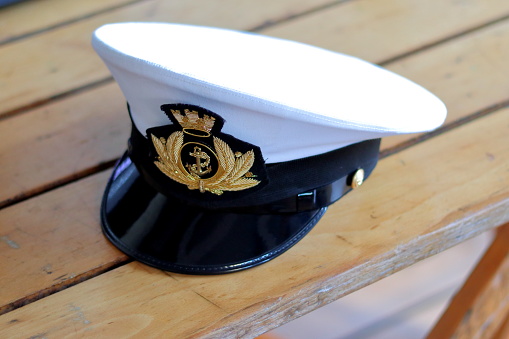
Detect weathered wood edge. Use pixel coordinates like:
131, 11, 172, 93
196, 202, 509, 338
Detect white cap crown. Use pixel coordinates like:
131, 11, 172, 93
92, 22, 446, 163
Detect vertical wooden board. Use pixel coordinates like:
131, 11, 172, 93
0, 82, 128, 208
262, 0, 509, 63
493, 314, 509, 339
0, 0, 138, 44
455, 250, 509, 338
1, 105, 509, 338
0, 170, 127, 314
0, 0, 334, 117
427, 224, 509, 339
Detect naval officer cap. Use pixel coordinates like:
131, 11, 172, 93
92, 22, 446, 274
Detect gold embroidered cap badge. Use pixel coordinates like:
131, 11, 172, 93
150, 105, 262, 195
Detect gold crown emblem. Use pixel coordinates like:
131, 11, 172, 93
171, 109, 216, 133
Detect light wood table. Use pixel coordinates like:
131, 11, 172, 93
1, 0, 508, 338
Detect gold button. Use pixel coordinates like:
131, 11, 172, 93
351, 169, 365, 189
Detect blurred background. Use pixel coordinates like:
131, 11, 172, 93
260, 232, 492, 338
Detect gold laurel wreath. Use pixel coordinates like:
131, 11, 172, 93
151, 132, 260, 195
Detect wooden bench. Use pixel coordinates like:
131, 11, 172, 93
1, 0, 508, 337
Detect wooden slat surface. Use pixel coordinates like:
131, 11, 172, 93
263, 0, 509, 63
0, 0, 139, 44
382, 17, 509, 151
3, 4, 509, 311
1, 0, 509, 337
0, 171, 126, 314
1, 101, 509, 338
0, 83, 128, 208
0, 0, 334, 118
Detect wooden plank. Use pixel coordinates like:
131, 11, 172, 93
0, 0, 335, 117
0, 82, 128, 208
382, 17, 509, 151
4, 12, 509, 209
1, 102, 509, 338
262, 0, 509, 63
0, 0, 138, 45
427, 223, 509, 339
0, 170, 127, 315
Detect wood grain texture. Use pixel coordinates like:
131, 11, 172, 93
0, 171, 127, 315
0, 0, 334, 117
263, 0, 509, 63
0, 82, 128, 208
427, 224, 509, 339
4, 3, 509, 209
382, 17, 509, 151
1, 102, 508, 338
0, 0, 138, 44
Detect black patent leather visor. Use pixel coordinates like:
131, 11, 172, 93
101, 152, 327, 274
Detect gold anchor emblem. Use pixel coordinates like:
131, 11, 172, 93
151, 107, 261, 195
186, 146, 212, 177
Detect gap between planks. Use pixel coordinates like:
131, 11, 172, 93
377, 11, 509, 66
379, 98, 509, 158
0, 258, 131, 315
0, 0, 349, 47
0, 0, 144, 46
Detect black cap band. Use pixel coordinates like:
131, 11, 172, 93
128, 119, 380, 212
